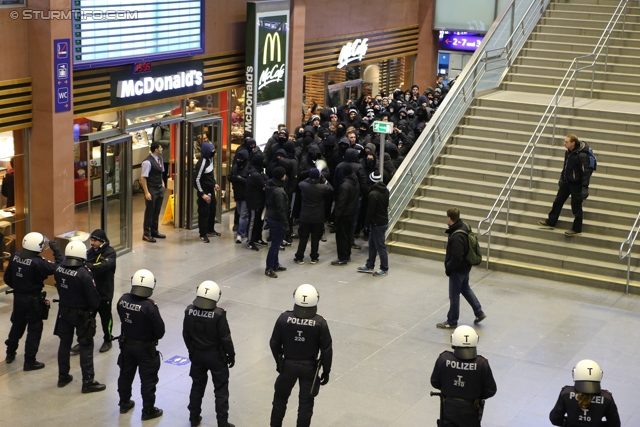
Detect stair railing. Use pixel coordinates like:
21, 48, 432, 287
572, 0, 633, 106
478, 0, 631, 268
619, 210, 640, 294
386, 0, 551, 237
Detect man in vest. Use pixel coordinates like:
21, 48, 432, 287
140, 142, 166, 243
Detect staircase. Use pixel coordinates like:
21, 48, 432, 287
388, 0, 640, 292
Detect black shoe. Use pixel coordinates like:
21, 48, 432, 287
5, 353, 15, 363
537, 219, 553, 228
265, 269, 278, 278
152, 232, 166, 239
23, 360, 45, 371
232, 225, 238, 232
275, 265, 287, 272
256, 239, 268, 246
291, 233, 299, 239
189, 415, 202, 427
141, 407, 163, 421
207, 230, 221, 237
310, 259, 319, 265
57, 374, 73, 388
70, 343, 80, 355
279, 246, 285, 251
293, 258, 304, 265
331, 259, 348, 266
351, 244, 361, 250
220, 423, 236, 427
99, 341, 112, 353
199, 236, 210, 243
436, 322, 457, 329
247, 243, 259, 251
120, 400, 135, 414
474, 313, 487, 324
142, 234, 156, 243
82, 379, 106, 393
281, 241, 291, 247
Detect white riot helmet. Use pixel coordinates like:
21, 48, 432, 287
193, 280, 221, 310
293, 284, 319, 319
131, 269, 156, 297
62, 241, 87, 267
451, 325, 479, 359
21, 232, 48, 256
573, 359, 603, 394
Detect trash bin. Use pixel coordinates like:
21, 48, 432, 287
55, 230, 90, 254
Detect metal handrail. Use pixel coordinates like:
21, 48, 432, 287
478, 0, 631, 269
619, 210, 640, 294
387, 0, 550, 237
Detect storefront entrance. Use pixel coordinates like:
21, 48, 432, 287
177, 116, 223, 230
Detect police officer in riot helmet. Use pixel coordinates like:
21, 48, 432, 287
5, 232, 63, 370
54, 241, 106, 393
116, 269, 165, 421
549, 359, 620, 427
430, 325, 497, 426
183, 281, 236, 427
269, 284, 333, 427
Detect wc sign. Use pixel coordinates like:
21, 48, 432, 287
54, 38, 71, 113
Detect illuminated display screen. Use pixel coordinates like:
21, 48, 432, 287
72, 0, 204, 69
439, 31, 484, 52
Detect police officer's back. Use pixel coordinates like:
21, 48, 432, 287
116, 269, 165, 420
549, 359, 620, 427
54, 241, 105, 392
430, 325, 496, 427
269, 284, 332, 427
183, 281, 235, 427
5, 232, 63, 370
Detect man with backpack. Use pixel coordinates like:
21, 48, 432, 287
436, 208, 486, 329
538, 134, 594, 237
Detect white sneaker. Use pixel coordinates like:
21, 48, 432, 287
235, 236, 243, 244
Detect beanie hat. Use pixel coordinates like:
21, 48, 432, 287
90, 229, 107, 242
244, 130, 254, 139
273, 167, 286, 180
369, 171, 383, 184
309, 168, 320, 179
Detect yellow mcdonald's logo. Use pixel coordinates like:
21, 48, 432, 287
263, 32, 281, 65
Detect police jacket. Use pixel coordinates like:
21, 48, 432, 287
54, 265, 100, 310
365, 182, 389, 228
430, 350, 497, 401
299, 177, 333, 224
561, 140, 592, 187
182, 304, 235, 357
86, 241, 116, 301
245, 163, 267, 211
269, 310, 333, 374
549, 386, 620, 427
265, 178, 289, 225
117, 293, 165, 343
4, 249, 63, 295
445, 219, 472, 276
334, 174, 360, 218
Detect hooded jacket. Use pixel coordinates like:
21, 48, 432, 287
298, 145, 330, 182
365, 182, 389, 228
194, 142, 216, 197
265, 178, 289, 225
561, 140, 592, 187
299, 175, 334, 224
246, 152, 268, 211
86, 230, 117, 300
445, 219, 472, 276
334, 173, 360, 217
229, 149, 249, 201
334, 148, 367, 198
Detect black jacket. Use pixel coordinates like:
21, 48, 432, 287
445, 219, 472, 276
229, 151, 249, 201
246, 155, 267, 211
194, 143, 216, 197
117, 293, 165, 342
299, 177, 333, 224
365, 182, 389, 227
54, 265, 100, 310
265, 178, 289, 225
562, 140, 592, 187
334, 174, 360, 217
549, 385, 620, 427
4, 250, 63, 295
430, 350, 497, 400
86, 240, 116, 301
333, 149, 367, 198
183, 304, 235, 358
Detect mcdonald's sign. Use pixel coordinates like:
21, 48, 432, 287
263, 32, 282, 65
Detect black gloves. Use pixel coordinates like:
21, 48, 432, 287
320, 372, 330, 385
581, 187, 589, 200
48, 240, 59, 253
227, 355, 235, 369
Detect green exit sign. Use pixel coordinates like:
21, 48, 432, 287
373, 121, 393, 134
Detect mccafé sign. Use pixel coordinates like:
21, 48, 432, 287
110, 60, 205, 107
337, 38, 369, 69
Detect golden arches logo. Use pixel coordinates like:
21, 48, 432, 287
263, 32, 281, 65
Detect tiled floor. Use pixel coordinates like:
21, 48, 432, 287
0, 213, 638, 426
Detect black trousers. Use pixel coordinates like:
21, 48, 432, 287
292, 187, 302, 220
335, 215, 354, 261
295, 222, 324, 261
547, 182, 583, 232
55, 308, 95, 380
270, 360, 316, 427
94, 299, 113, 342
143, 187, 164, 235
197, 195, 216, 237
247, 209, 264, 244
442, 398, 480, 427
188, 349, 230, 424
117, 344, 161, 409
5, 294, 43, 362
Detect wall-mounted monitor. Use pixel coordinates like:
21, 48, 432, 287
434, 0, 495, 32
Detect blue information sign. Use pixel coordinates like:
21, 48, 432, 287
54, 38, 71, 113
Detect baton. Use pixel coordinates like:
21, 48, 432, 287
309, 358, 322, 395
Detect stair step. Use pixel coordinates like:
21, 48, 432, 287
510, 64, 640, 84
507, 73, 640, 94
501, 81, 640, 103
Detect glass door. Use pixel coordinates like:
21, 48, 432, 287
178, 117, 222, 230
100, 135, 132, 254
